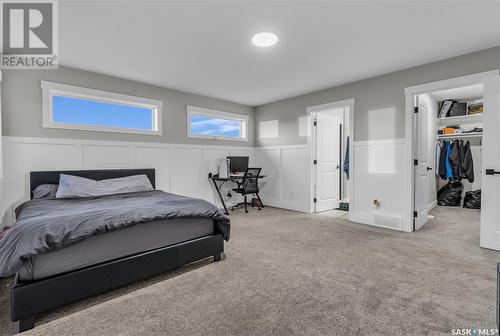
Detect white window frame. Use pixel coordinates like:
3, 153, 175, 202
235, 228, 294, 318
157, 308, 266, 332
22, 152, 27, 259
187, 105, 248, 141
41, 81, 163, 135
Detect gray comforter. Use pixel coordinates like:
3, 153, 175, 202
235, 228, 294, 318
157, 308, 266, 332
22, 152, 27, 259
0, 190, 230, 277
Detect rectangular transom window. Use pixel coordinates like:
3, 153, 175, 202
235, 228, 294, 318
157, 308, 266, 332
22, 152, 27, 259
187, 106, 248, 141
42, 81, 163, 135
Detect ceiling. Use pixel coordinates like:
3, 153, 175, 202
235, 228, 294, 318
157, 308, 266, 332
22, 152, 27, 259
59, 1, 500, 106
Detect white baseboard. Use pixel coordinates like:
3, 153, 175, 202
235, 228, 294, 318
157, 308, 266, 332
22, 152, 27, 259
261, 197, 310, 213
349, 211, 403, 231
348, 212, 373, 225
427, 200, 437, 212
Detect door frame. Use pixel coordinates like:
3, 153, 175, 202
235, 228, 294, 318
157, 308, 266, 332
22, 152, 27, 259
404, 70, 499, 233
307, 98, 354, 213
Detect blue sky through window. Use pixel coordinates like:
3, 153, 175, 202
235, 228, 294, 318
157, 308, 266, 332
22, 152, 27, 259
190, 114, 241, 138
52, 96, 153, 130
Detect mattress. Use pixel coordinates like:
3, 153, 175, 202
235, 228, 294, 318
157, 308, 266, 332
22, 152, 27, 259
19, 217, 214, 281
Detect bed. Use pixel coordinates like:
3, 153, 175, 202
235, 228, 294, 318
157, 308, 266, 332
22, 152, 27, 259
2, 169, 229, 332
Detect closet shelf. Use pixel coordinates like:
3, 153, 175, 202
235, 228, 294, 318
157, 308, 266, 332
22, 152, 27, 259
437, 113, 483, 124
437, 132, 482, 139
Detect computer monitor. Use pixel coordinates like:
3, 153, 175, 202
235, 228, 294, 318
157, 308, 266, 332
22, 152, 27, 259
228, 156, 249, 174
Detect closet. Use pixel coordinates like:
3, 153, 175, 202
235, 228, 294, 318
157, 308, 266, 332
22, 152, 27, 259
434, 85, 482, 209
414, 83, 483, 230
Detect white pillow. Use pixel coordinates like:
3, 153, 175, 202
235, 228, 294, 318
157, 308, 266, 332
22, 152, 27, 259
55, 174, 153, 198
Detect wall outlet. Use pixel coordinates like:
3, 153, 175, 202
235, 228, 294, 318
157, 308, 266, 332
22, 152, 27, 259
373, 199, 381, 208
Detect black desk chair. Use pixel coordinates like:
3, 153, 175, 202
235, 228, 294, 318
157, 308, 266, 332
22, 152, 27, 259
231, 167, 263, 213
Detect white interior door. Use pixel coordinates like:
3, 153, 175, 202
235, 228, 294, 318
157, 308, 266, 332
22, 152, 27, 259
414, 100, 431, 230
315, 111, 341, 212
480, 75, 500, 250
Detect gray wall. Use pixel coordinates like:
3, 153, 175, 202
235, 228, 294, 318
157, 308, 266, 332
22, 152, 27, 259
255, 46, 500, 146
2, 66, 255, 146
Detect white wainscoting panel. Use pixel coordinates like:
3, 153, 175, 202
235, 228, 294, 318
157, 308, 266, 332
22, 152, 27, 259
2, 140, 82, 225
254, 149, 281, 201
4, 137, 394, 228
1, 136, 411, 231
82, 145, 131, 169
349, 139, 406, 230
280, 148, 310, 209
255, 145, 310, 213
133, 146, 171, 192
170, 147, 204, 199
0, 137, 257, 227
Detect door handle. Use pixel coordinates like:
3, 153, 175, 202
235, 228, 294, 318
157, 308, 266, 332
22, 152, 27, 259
426, 167, 432, 171
486, 169, 500, 175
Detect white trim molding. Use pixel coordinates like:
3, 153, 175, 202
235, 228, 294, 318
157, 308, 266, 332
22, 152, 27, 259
307, 98, 354, 215
404, 70, 499, 96
352, 138, 406, 147
186, 105, 249, 142
41, 80, 163, 136
306, 98, 355, 114
254, 144, 307, 151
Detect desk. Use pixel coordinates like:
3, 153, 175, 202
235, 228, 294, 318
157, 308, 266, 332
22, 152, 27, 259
211, 174, 266, 215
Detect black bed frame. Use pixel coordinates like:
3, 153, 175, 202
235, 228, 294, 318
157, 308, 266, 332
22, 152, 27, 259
11, 169, 224, 333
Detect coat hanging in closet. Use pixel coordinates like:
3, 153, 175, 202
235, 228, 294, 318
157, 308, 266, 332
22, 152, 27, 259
462, 140, 474, 183
436, 139, 474, 183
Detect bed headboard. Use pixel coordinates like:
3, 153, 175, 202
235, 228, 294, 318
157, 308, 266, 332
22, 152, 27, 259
29, 169, 156, 199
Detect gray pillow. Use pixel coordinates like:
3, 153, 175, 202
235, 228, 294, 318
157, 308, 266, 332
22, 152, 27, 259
55, 174, 153, 198
33, 184, 59, 199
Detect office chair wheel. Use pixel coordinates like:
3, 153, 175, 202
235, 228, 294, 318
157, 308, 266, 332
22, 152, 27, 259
258, 208, 261, 211
245, 210, 249, 213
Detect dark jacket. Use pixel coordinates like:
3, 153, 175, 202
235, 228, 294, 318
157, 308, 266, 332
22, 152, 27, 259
461, 141, 474, 183
439, 141, 447, 178
445, 142, 453, 179
449, 140, 461, 180
457, 140, 463, 180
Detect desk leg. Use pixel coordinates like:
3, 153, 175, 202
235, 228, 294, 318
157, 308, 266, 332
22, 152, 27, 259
256, 193, 264, 208
212, 179, 229, 215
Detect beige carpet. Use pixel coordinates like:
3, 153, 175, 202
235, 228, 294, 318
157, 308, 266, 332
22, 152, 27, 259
1, 206, 498, 335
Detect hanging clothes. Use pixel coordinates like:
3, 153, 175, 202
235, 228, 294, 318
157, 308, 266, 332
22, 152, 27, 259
462, 140, 474, 183
445, 141, 453, 180
459, 140, 468, 180
435, 142, 441, 175
457, 140, 463, 180
343, 136, 349, 179
438, 141, 447, 179
450, 140, 461, 181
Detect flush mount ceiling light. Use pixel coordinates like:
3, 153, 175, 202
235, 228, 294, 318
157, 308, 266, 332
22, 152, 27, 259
251, 32, 278, 47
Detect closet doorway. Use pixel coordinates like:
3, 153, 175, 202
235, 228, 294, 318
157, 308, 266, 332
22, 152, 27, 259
308, 99, 353, 213
405, 71, 500, 250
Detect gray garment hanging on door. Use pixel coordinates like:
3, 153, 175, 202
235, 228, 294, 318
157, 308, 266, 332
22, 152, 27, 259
343, 136, 349, 179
